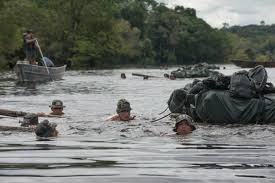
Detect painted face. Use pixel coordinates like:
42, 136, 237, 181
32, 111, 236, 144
118, 111, 131, 121
51, 107, 64, 115
176, 121, 193, 135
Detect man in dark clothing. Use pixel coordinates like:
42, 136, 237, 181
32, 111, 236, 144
24, 30, 37, 64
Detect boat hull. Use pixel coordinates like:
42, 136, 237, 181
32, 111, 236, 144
231, 60, 275, 68
14, 62, 66, 82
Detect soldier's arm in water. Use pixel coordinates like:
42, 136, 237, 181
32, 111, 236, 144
37, 112, 64, 118
105, 114, 120, 121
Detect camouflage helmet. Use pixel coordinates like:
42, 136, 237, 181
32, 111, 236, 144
35, 120, 57, 137
49, 100, 65, 109
173, 114, 195, 132
175, 114, 193, 124
20, 113, 39, 127
116, 99, 132, 113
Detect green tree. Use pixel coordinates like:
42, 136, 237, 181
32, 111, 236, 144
244, 48, 256, 60
0, 0, 240, 69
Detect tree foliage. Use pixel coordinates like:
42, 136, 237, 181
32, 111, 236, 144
224, 24, 275, 61
2, 0, 270, 69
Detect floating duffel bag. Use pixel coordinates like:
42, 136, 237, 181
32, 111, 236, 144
167, 88, 187, 113
229, 65, 267, 98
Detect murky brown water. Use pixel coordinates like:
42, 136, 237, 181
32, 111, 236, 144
0, 65, 275, 183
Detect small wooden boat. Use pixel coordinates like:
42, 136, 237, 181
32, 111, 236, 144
14, 61, 66, 82
231, 59, 275, 68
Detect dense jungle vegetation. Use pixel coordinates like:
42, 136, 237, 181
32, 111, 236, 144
0, 0, 274, 69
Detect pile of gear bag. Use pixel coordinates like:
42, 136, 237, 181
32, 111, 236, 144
168, 65, 275, 124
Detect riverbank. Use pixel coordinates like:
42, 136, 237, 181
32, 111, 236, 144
1, 61, 228, 71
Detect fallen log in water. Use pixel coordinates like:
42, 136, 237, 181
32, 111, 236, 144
132, 73, 159, 78
0, 125, 34, 132
0, 109, 27, 117
0, 109, 63, 118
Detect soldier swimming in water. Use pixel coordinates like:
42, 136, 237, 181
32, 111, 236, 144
106, 99, 136, 121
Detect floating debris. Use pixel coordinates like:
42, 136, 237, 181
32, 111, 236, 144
170, 63, 220, 78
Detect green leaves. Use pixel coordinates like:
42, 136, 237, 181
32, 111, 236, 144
1, 0, 256, 68
224, 25, 275, 61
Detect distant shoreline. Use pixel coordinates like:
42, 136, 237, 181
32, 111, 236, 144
0, 62, 229, 71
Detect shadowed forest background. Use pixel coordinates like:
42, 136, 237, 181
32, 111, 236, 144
0, 0, 275, 69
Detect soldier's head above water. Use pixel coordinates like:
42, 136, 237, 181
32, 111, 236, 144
164, 73, 170, 78
49, 100, 65, 115
106, 99, 136, 121
169, 74, 176, 80
121, 73, 126, 79
116, 99, 135, 121
19, 113, 39, 127
35, 120, 58, 137
173, 114, 196, 135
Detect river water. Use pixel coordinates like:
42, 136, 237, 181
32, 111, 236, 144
0, 65, 275, 183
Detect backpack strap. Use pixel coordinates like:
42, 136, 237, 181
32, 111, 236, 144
256, 94, 265, 124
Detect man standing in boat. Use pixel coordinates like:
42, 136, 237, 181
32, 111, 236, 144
23, 29, 37, 65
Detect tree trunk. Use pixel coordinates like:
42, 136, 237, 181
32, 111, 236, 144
0, 109, 27, 117
0, 125, 34, 132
